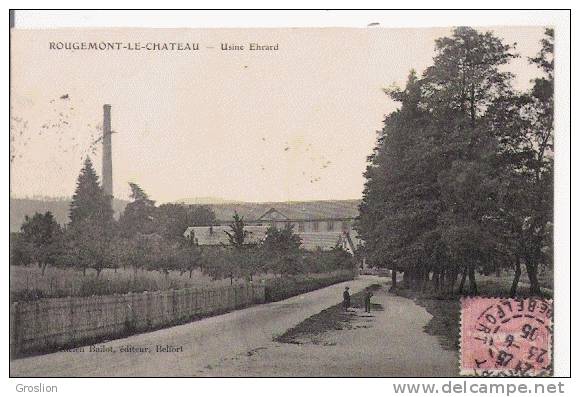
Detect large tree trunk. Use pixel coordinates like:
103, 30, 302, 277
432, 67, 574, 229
510, 259, 522, 297
525, 262, 542, 295
409, 268, 420, 290
402, 270, 410, 289
468, 266, 478, 295
422, 269, 431, 291
457, 267, 467, 295
390, 269, 397, 291
434, 270, 440, 291
470, 84, 476, 126
41, 263, 48, 276
449, 268, 459, 295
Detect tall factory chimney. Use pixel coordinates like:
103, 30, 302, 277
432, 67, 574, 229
102, 104, 113, 198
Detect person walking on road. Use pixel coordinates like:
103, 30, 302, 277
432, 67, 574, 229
364, 289, 373, 313
342, 287, 351, 311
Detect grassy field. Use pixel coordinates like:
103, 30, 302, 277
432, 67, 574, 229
10, 265, 355, 303
477, 270, 553, 297
9, 265, 252, 302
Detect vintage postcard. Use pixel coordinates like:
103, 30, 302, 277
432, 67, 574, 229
8, 12, 568, 379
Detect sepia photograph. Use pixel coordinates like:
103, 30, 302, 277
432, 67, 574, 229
7, 9, 570, 381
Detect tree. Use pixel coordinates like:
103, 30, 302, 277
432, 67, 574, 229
235, 246, 264, 282
202, 248, 240, 285
67, 218, 114, 277
189, 205, 217, 226
10, 233, 32, 267
154, 203, 190, 241
487, 28, 554, 295
224, 212, 249, 249
154, 240, 182, 280
108, 237, 134, 272
16, 212, 62, 274
119, 183, 156, 237
262, 223, 302, 253
423, 27, 518, 294
67, 158, 115, 276
219, 212, 254, 282
179, 234, 202, 278
131, 233, 180, 278
358, 71, 439, 290
262, 224, 303, 276
526, 29, 554, 262
69, 158, 113, 229
422, 26, 517, 125
129, 233, 160, 274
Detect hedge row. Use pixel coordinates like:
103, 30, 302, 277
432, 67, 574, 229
264, 270, 355, 302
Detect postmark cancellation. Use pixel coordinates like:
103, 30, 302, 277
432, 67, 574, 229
460, 297, 553, 377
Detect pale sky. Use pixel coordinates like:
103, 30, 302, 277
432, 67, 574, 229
10, 27, 547, 203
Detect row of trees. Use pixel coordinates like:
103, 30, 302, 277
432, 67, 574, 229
357, 27, 554, 296
11, 159, 354, 282
11, 158, 216, 277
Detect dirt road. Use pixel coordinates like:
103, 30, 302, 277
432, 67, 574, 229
10, 276, 458, 377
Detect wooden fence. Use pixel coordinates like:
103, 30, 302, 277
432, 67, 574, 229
10, 284, 265, 357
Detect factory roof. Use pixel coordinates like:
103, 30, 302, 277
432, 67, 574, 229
183, 226, 359, 253
191, 199, 360, 222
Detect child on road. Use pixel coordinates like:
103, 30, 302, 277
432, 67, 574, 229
364, 289, 373, 313
342, 287, 350, 311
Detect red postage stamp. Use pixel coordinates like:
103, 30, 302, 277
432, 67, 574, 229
460, 298, 553, 377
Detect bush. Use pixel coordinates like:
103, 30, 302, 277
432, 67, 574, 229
303, 248, 356, 273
